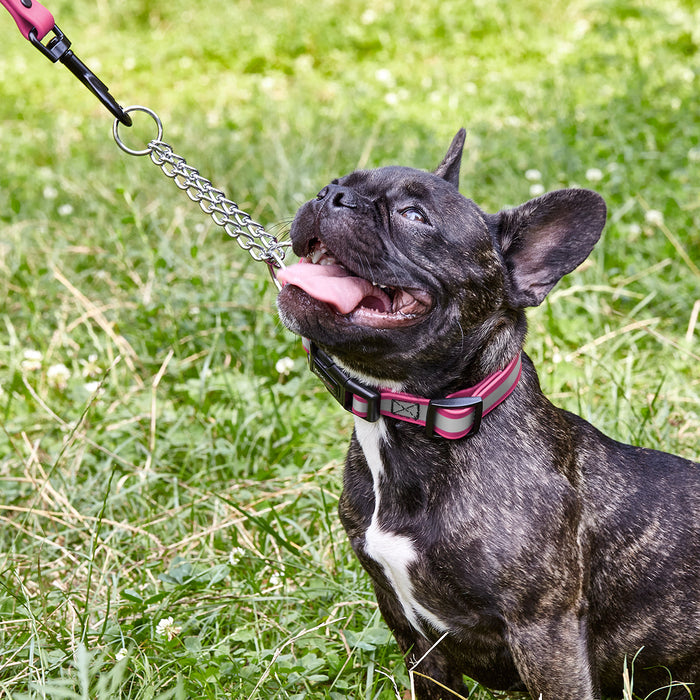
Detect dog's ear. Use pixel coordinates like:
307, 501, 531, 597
433, 128, 466, 188
490, 189, 607, 308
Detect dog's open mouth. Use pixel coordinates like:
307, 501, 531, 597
277, 239, 432, 328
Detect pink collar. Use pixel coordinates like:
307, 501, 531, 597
302, 339, 522, 440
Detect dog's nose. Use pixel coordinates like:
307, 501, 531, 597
316, 184, 358, 209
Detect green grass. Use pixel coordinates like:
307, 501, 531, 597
0, 0, 698, 697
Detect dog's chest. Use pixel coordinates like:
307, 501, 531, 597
354, 418, 450, 636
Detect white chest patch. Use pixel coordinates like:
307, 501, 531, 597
354, 418, 450, 636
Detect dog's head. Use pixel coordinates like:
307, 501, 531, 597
277, 130, 606, 392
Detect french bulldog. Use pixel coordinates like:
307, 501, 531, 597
275, 129, 699, 700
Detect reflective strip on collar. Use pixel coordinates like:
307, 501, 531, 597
351, 353, 522, 439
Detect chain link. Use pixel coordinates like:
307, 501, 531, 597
113, 106, 290, 288
148, 141, 289, 268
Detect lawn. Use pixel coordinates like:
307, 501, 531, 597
0, 0, 698, 698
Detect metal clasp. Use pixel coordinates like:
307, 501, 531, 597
424, 395, 483, 438
1, 0, 133, 126
30, 25, 133, 126
307, 343, 380, 422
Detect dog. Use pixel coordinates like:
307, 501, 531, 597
276, 129, 700, 700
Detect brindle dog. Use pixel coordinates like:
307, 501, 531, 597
276, 130, 700, 700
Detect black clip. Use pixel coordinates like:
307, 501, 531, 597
28, 24, 132, 126
424, 395, 483, 438
308, 343, 380, 422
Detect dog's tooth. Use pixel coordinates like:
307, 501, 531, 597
307, 242, 330, 265
310, 248, 326, 264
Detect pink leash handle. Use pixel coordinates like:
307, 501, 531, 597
1, 0, 132, 125
0, 0, 54, 40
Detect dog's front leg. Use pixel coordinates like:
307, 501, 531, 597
506, 610, 597, 700
372, 585, 469, 700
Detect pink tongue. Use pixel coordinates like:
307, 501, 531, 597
278, 262, 389, 314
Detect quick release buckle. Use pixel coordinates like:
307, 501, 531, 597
307, 343, 380, 422
424, 395, 483, 438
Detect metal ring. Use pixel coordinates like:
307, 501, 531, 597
112, 105, 163, 156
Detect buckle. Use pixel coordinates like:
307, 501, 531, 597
307, 343, 380, 422
424, 395, 483, 438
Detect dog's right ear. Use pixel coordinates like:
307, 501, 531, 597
489, 189, 607, 308
434, 128, 466, 189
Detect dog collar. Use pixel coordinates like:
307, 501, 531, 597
302, 338, 522, 439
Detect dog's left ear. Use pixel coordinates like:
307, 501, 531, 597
434, 128, 466, 188
490, 189, 607, 308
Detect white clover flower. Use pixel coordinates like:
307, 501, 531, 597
677, 66, 694, 83
58, 203, 74, 217
362, 9, 377, 23
573, 18, 590, 39
585, 168, 603, 182
525, 169, 542, 182
375, 68, 393, 85
43, 186, 58, 200
155, 616, 181, 641
645, 209, 664, 227
21, 349, 43, 372
115, 648, 128, 661
529, 183, 545, 197
84, 381, 102, 394
47, 363, 71, 390
80, 354, 100, 378
228, 546, 247, 566
275, 357, 295, 376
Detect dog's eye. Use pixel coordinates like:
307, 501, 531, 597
400, 207, 428, 224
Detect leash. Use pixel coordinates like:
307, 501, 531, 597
3, 0, 522, 438
1, 0, 132, 125
2, 0, 290, 288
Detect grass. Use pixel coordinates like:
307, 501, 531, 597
0, 0, 698, 697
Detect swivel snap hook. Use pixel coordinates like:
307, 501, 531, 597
1, 0, 132, 125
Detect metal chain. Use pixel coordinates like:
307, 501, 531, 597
113, 106, 289, 288
147, 141, 288, 267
